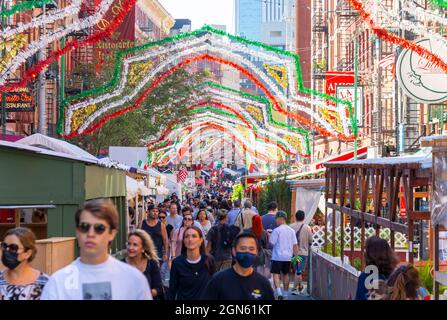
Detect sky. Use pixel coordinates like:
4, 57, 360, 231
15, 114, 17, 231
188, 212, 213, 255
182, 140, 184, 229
159, 0, 235, 34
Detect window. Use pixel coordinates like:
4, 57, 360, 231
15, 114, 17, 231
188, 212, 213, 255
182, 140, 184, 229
270, 31, 282, 38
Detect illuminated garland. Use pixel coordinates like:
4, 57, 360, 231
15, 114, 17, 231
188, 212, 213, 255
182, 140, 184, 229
66, 52, 352, 142
1, 0, 54, 17
371, 0, 447, 48
1, 0, 82, 40
350, 0, 447, 74
60, 26, 355, 140
148, 111, 298, 157
264, 64, 287, 89
0, 0, 135, 91
0, 35, 28, 73
66, 42, 342, 138
155, 123, 274, 164
167, 103, 299, 155
141, 81, 310, 156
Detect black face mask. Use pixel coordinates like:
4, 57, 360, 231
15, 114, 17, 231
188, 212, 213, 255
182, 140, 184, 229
1, 250, 21, 270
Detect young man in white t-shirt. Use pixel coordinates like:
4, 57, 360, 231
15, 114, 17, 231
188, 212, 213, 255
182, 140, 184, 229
41, 198, 152, 300
269, 211, 298, 300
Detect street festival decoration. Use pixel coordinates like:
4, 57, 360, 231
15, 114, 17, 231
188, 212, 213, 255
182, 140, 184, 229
55, 26, 357, 173
0, 0, 136, 91
351, 0, 447, 76
2, 4, 357, 173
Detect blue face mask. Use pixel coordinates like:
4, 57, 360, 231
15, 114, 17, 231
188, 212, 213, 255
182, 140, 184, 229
235, 252, 257, 268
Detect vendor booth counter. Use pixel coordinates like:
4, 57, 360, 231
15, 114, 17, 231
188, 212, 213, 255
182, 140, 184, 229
0, 237, 76, 275
0, 140, 128, 255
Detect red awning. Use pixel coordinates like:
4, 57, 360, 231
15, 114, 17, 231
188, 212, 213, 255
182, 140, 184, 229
314, 146, 368, 170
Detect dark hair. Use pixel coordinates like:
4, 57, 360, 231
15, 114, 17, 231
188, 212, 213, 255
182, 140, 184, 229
295, 210, 305, 222
181, 226, 214, 273
232, 231, 258, 249
2, 227, 37, 262
147, 204, 157, 212
233, 200, 241, 208
75, 198, 119, 231
364, 236, 398, 277
196, 209, 208, 220
387, 264, 420, 300
267, 202, 278, 211
181, 206, 192, 214
181, 212, 194, 228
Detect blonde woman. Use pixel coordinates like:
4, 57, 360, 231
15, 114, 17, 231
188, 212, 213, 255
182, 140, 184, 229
124, 229, 163, 299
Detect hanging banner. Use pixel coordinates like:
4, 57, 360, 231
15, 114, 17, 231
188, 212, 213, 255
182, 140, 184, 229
92, 0, 136, 73
0, 87, 34, 112
397, 37, 447, 104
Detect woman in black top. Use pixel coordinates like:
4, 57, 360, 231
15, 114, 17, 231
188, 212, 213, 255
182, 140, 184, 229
168, 226, 216, 300
123, 230, 164, 299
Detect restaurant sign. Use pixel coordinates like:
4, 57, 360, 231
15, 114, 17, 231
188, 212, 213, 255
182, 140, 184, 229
0, 87, 34, 112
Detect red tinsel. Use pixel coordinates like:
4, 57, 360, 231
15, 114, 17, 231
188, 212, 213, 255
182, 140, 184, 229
146, 100, 297, 156
350, 0, 447, 74
0, 0, 137, 93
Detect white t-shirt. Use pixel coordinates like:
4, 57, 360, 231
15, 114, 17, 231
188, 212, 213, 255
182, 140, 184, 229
41, 256, 152, 300
270, 224, 297, 261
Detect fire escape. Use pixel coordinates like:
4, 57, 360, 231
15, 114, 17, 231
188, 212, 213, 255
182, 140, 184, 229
335, 0, 357, 71
66, 0, 95, 95
311, 0, 328, 86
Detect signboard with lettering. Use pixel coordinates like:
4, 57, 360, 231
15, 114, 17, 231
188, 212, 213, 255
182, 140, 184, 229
0, 87, 34, 112
397, 37, 447, 104
336, 85, 363, 127
325, 71, 354, 106
92, 0, 136, 73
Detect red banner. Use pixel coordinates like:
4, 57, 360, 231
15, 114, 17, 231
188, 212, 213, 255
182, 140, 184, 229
93, 0, 136, 73
325, 71, 354, 106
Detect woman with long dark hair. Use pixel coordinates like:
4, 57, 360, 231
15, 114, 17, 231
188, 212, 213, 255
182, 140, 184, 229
168, 226, 216, 300
355, 236, 398, 300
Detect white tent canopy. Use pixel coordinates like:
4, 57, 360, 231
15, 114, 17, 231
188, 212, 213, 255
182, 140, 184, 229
18, 133, 98, 162
222, 167, 241, 176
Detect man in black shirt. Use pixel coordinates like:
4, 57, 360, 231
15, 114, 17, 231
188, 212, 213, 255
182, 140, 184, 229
201, 232, 275, 300
206, 210, 240, 271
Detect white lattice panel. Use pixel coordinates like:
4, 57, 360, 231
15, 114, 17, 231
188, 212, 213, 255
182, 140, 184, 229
310, 226, 407, 249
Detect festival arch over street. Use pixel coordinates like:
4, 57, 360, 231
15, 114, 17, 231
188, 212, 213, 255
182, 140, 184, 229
60, 26, 356, 173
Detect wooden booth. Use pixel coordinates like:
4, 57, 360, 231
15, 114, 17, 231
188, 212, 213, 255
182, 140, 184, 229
324, 155, 432, 268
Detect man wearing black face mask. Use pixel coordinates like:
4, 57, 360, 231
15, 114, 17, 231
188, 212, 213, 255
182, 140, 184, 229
200, 232, 275, 300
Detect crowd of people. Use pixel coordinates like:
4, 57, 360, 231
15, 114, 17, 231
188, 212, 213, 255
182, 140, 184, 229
0, 188, 434, 300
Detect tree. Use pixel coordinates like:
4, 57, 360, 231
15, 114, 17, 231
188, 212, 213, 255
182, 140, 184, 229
68, 55, 207, 155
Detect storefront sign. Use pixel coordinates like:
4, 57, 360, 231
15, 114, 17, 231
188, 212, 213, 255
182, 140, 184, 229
336, 86, 363, 127
325, 71, 354, 106
0, 87, 34, 112
397, 37, 447, 104
92, 0, 136, 73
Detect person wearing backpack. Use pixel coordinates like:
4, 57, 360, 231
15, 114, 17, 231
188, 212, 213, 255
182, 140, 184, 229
289, 210, 313, 295
206, 210, 240, 271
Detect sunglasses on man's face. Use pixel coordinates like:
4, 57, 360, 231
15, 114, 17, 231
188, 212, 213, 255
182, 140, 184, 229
1, 242, 22, 254
77, 222, 108, 235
